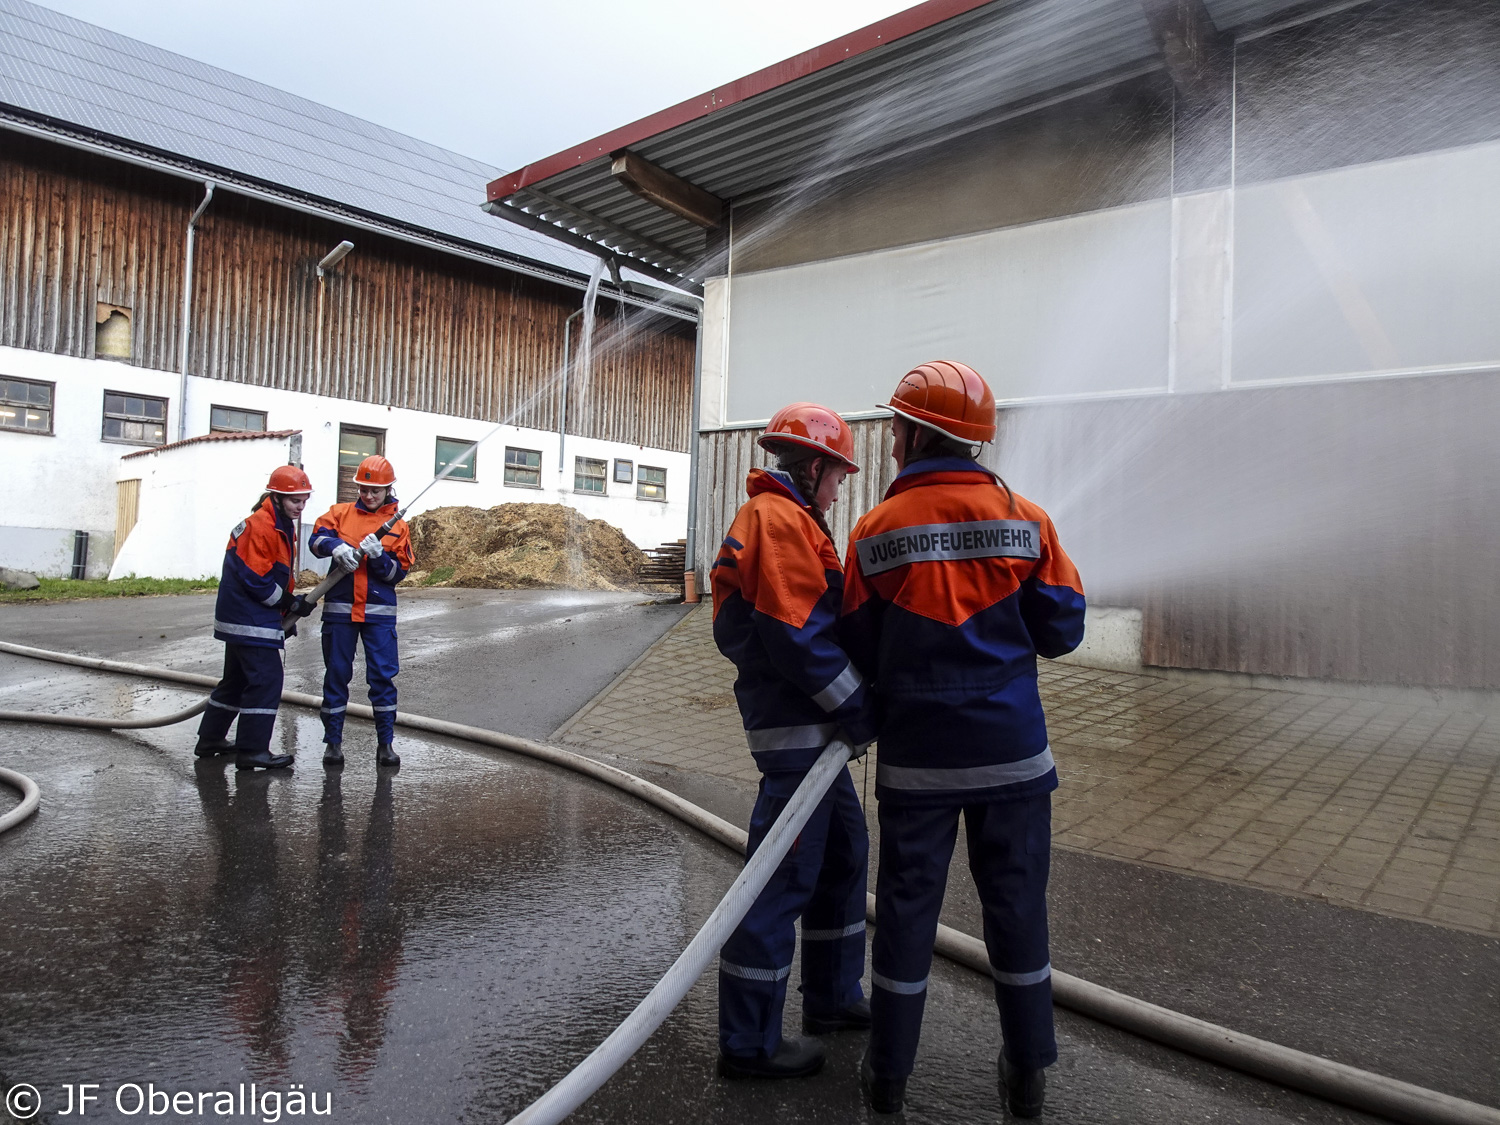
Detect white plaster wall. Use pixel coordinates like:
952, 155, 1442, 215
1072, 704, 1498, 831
2, 345, 689, 580
0, 346, 178, 576
1052, 605, 1144, 674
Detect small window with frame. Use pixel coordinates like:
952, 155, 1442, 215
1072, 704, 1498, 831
575, 456, 607, 494
637, 465, 667, 502
613, 458, 634, 484
436, 437, 478, 481
504, 446, 542, 488
0, 377, 54, 434
210, 405, 268, 433
102, 391, 167, 446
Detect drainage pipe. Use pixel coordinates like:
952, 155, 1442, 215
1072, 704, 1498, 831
1, 642, 1497, 1125
178, 181, 215, 441
0, 767, 40, 834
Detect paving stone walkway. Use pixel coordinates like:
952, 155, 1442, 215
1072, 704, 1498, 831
556, 604, 1500, 936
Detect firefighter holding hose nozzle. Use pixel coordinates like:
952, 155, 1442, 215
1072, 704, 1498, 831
842, 362, 1085, 1117
307, 455, 414, 771
194, 465, 315, 771
710, 403, 877, 1080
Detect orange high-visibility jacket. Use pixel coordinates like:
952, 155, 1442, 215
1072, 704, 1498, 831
309, 499, 414, 624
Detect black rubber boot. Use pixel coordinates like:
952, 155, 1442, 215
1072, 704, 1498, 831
323, 742, 344, 768
1000, 1055, 1046, 1118
861, 1048, 906, 1114
193, 738, 236, 758
803, 996, 872, 1034
235, 748, 294, 771
717, 1036, 825, 1080
376, 742, 400, 768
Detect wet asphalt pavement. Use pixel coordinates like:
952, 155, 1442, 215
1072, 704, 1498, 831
1, 592, 1496, 1124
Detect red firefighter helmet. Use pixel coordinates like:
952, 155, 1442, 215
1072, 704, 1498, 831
265, 465, 313, 495
354, 455, 397, 486
757, 402, 860, 474
887, 360, 996, 444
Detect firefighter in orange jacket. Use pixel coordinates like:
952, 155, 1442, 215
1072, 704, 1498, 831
843, 363, 1085, 1118
195, 465, 315, 771
710, 403, 877, 1080
308, 456, 414, 769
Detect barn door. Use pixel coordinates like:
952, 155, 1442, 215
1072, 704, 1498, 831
337, 425, 385, 503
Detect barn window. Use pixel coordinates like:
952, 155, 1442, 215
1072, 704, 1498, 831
574, 456, 607, 494
637, 465, 667, 502
102, 391, 167, 445
503, 446, 541, 488
210, 405, 267, 433
614, 459, 634, 484
95, 304, 133, 360
0, 377, 54, 434
435, 437, 477, 481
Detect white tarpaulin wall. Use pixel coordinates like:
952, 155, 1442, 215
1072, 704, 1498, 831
717, 139, 1500, 425
725, 199, 1173, 423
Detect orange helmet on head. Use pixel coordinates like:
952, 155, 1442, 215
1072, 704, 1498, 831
354, 455, 396, 486
758, 402, 860, 474
887, 360, 996, 444
266, 465, 312, 495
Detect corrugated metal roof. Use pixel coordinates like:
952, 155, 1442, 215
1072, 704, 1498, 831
0, 0, 599, 280
487, 0, 1341, 279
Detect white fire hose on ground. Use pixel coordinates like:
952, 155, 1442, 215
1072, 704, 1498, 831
0, 639, 1496, 1125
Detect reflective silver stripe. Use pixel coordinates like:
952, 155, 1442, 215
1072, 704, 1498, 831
206, 699, 239, 712
803, 921, 866, 941
878, 746, 1055, 792
321, 705, 347, 714
371, 705, 397, 712
720, 959, 792, 982
260, 583, 284, 608
238, 706, 279, 716
745, 722, 837, 751
856, 519, 1042, 575
322, 602, 353, 615
213, 619, 285, 641
811, 663, 862, 712
992, 963, 1052, 987
872, 972, 928, 995
363, 603, 398, 617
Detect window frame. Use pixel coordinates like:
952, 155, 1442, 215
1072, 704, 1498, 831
0, 377, 55, 436
101, 390, 169, 447
435, 436, 479, 482
613, 458, 634, 484
574, 456, 608, 495
209, 404, 268, 434
503, 445, 543, 489
637, 465, 668, 502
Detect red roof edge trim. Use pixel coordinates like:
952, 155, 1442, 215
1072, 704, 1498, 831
121, 428, 301, 459
486, 0, 998, 202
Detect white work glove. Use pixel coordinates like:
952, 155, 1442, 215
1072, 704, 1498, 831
332, 542, 361, 572
360, 532, 385, 560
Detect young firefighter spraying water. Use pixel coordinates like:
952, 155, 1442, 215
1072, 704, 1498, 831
308, 455, 414, 770
710, 403, 877, 1080
842, 363, 1085, 1118
194, 465, 316, 771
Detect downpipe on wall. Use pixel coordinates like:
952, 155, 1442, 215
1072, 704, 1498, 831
0, 640, 1496, 1125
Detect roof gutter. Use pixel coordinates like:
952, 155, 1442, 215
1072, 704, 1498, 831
178, 180, 214, 440
0, 108, 697, 324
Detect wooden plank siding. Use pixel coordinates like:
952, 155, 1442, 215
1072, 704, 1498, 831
696, 373, 1500, 690
0, 135, 694, 451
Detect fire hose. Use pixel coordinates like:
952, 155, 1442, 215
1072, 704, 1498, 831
0, 639, 1496, 1125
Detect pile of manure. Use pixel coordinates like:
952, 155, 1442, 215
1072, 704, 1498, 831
401, 503, 649, 591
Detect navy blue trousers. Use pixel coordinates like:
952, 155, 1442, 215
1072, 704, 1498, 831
719, 766, 869, 1057
871, 793, 1056, 1077
197, 643, 284, 752
320, 622, 399, 744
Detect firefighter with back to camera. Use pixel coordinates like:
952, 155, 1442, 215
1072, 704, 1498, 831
842, 362, 1086, 1118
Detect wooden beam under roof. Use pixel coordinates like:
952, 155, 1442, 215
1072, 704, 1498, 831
610, 150, 725, 231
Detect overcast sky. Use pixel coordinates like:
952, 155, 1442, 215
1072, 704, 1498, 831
36, 0, 914, 170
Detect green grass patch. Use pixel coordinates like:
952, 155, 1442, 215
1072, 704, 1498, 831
0, 576, 219, 603
424, 566, 456, 586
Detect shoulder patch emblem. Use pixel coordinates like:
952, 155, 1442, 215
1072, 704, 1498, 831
231, 520, 247, 539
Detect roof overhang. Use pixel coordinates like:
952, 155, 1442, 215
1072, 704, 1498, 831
484, 0, 1355, 285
